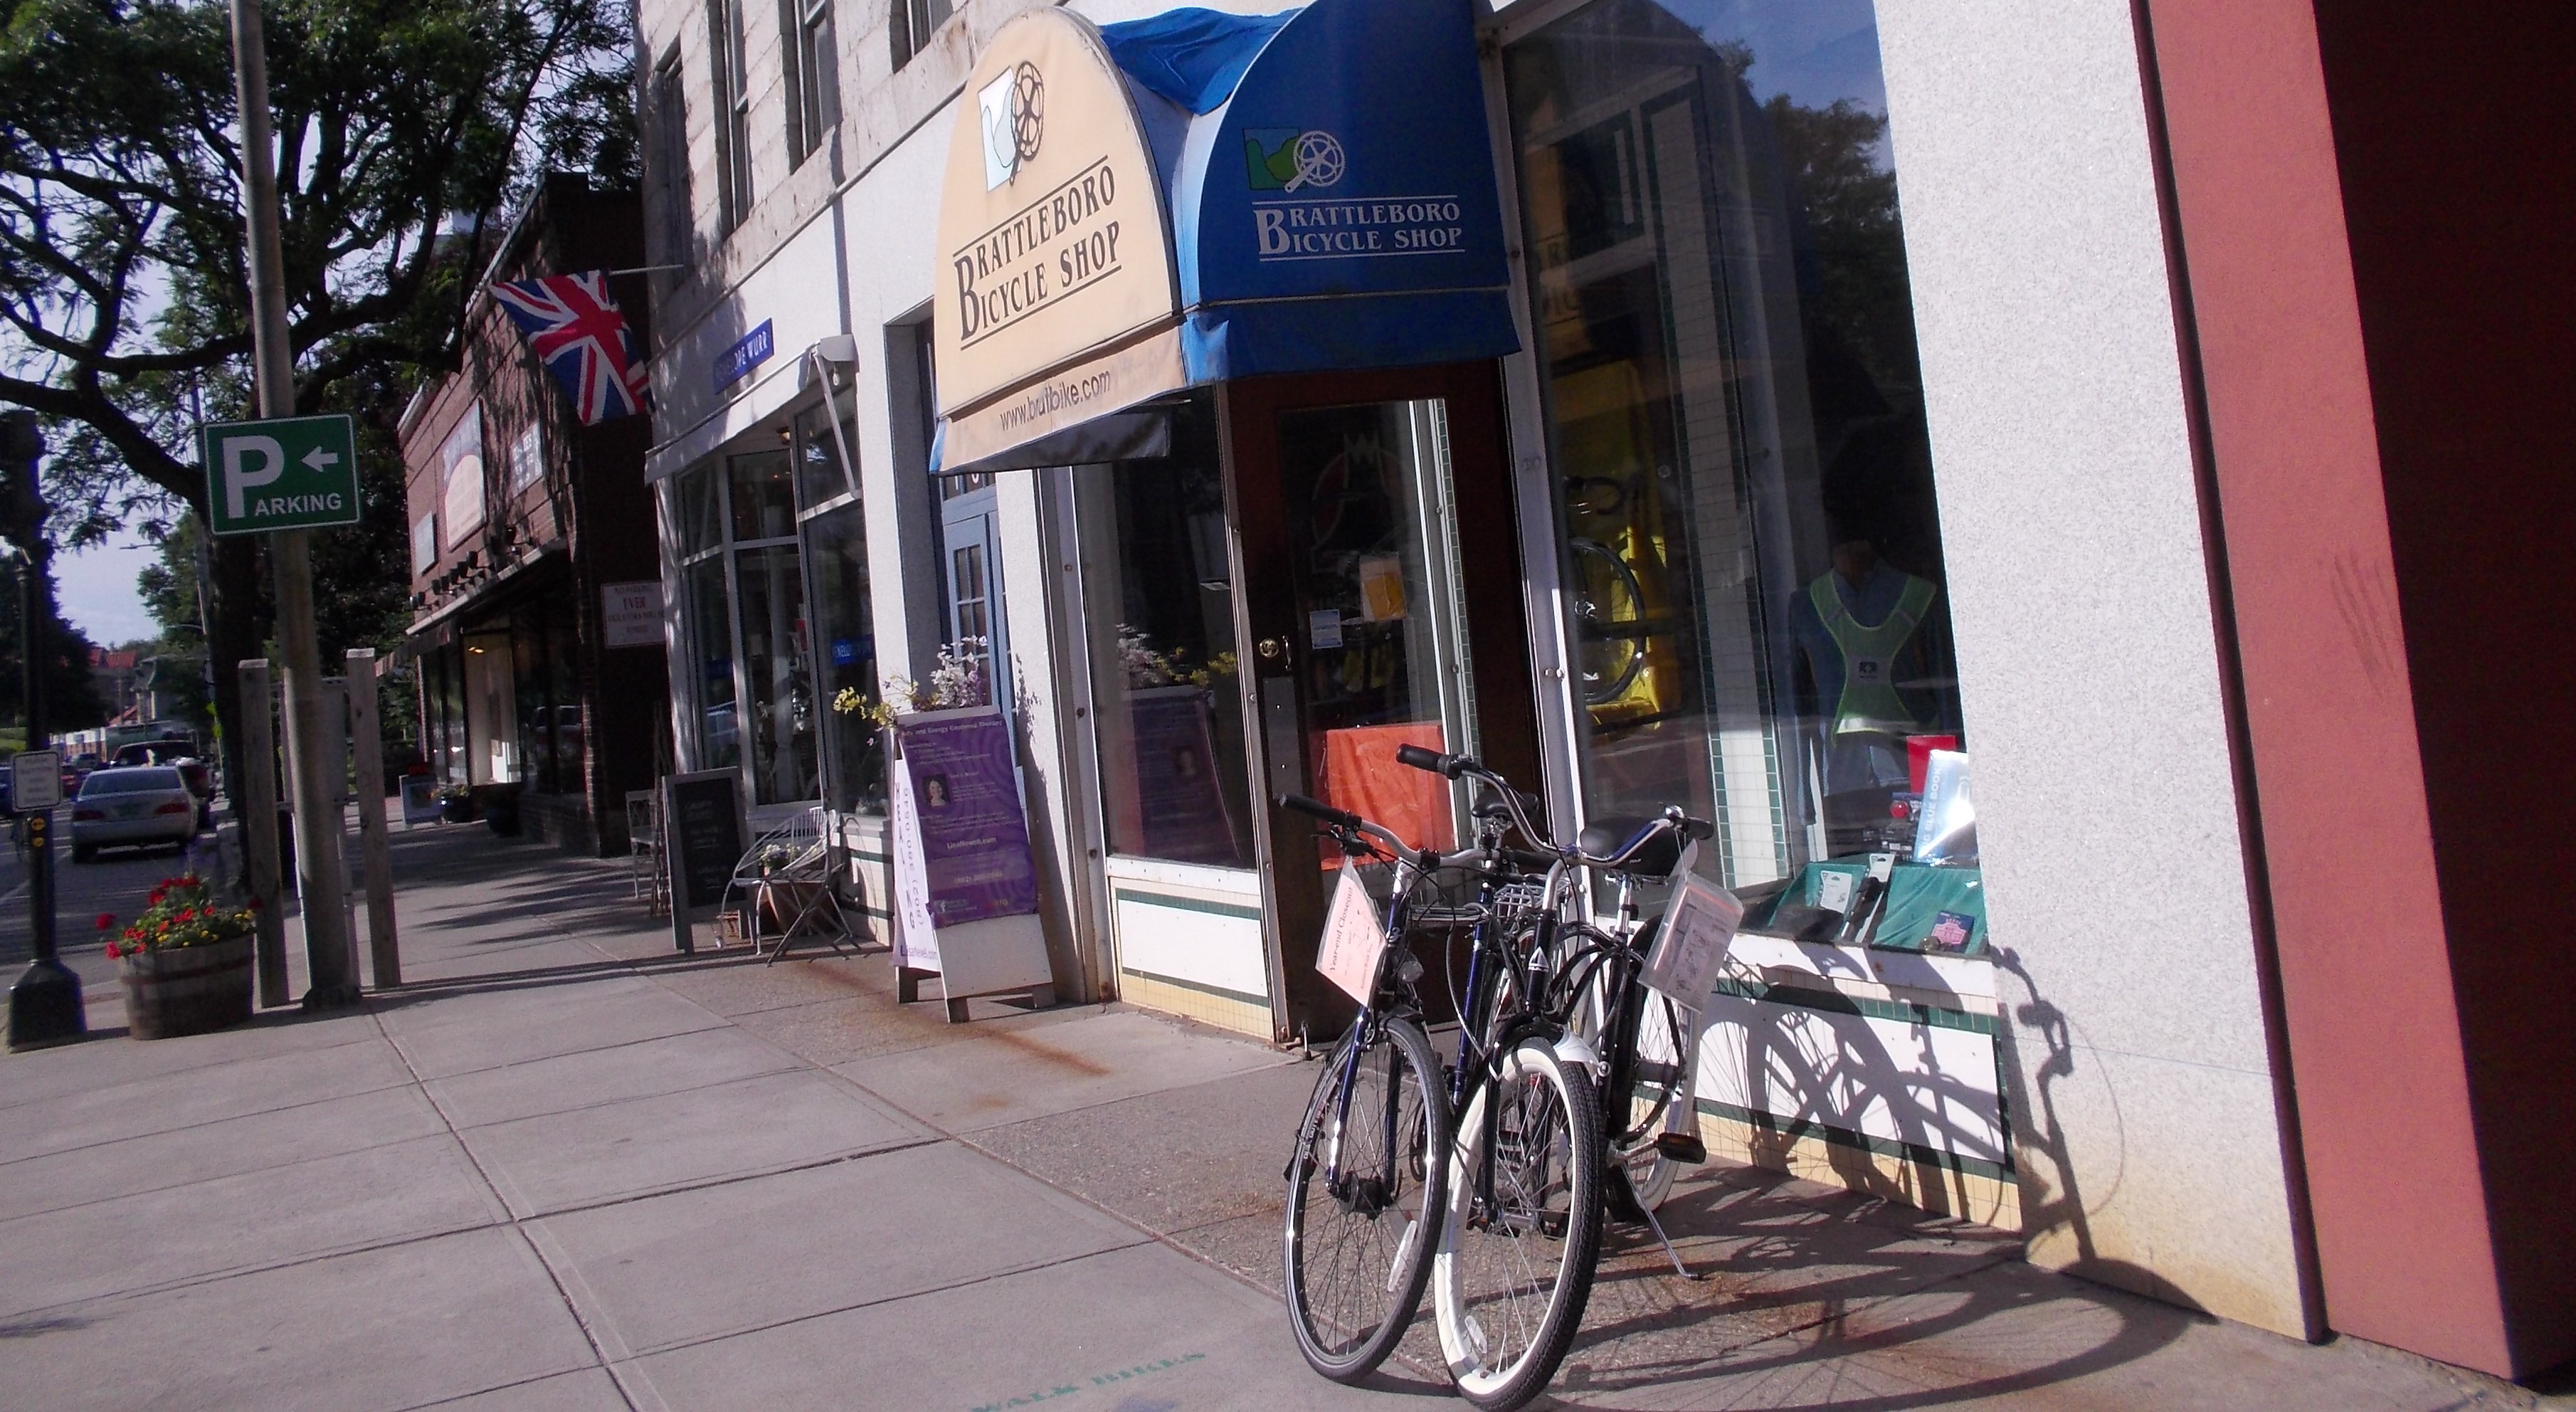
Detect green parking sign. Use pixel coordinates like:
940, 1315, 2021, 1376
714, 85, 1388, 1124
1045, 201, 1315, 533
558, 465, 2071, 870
199, 414, 361, 536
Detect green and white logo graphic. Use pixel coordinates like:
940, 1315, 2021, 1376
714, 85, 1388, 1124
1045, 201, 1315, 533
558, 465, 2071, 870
1245, 128, 1345, 192
199, 414, 362, 537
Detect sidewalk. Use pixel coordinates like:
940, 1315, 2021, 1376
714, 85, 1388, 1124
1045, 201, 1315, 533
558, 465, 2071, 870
1, 823, 2561, 1411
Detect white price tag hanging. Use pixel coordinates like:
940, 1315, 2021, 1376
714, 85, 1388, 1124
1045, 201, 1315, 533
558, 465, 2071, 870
1315, 867, 1390, 1002
1642, 870, 1745, 1005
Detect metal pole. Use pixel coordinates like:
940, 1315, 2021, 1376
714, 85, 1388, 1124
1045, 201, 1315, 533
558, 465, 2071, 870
228, 0, 353, 1006
8, 548, 84, 1048
345, 648, 398, 986
237, 659, 289, 1006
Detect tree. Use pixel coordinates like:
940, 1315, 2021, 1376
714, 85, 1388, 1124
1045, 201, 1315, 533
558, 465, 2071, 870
0, 557, 107, 732
0, 0, 633, 806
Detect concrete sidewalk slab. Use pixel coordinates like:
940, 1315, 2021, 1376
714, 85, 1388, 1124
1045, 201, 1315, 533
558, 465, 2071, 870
0, 1036, 413, 1163
0, 1226, 597, 1412
0, 1082, 448, 1223
618, 1240, 1437, 1412
833, 1008, 1295, 1133
526, 1141, 1147, 1360
0, 1130, 502, 1315
432, 1369, 633, 1412
423, 1024, 806, 1129
0, 1009, 381, 1112
378, 976, 727, 1080
456, 1066, 931, 1217
1572, 1253, 2497, 1411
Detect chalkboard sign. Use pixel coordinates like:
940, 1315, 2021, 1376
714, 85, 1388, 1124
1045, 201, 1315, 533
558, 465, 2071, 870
662, 769, 744, 952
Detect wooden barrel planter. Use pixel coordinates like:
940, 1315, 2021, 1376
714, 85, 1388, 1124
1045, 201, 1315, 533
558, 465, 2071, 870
120, 937, 255, 1040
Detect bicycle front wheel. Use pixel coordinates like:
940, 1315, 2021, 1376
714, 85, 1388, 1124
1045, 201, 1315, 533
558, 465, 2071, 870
1283, 1013, 1450, 1382
1432, 1037, 1605, 1410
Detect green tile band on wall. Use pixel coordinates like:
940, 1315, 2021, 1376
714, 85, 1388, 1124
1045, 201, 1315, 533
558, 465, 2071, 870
1697, 1097, 2015, 1181
1709, 975, 1997, 1036
1118, 966, 1267, 1011
1111, 887, 1265, 923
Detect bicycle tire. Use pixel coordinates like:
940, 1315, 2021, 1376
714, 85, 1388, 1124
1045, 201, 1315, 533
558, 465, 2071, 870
1432, 1037, 1605, 1410
1283, 1012, 1450, 1382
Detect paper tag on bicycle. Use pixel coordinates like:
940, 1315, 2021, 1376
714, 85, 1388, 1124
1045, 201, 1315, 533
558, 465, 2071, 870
1644, 871, 1745, 1004
1316, 867, 1390, 1002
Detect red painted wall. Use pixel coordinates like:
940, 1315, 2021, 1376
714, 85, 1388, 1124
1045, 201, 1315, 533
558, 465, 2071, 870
2148, 0, 2576, 1378
2305, 0, 2576, 1378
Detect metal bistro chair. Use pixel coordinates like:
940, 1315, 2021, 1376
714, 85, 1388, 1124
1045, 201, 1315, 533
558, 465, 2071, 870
721, 807, 852, 965
625, 789, 669, 916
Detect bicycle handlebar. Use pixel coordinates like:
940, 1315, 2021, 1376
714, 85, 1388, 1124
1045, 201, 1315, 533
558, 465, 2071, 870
1276, 792, 1413, 862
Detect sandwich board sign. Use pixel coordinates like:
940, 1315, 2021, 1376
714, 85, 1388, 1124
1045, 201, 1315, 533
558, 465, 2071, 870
199, 414, 363, 536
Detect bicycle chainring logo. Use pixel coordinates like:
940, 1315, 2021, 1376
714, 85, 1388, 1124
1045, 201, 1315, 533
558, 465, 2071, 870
980, 61, 1045, 189
1245, 128, 1346, 193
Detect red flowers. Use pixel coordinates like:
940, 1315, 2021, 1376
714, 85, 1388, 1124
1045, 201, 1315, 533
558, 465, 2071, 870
105, 941, 123, 959
95, 912, 115, 931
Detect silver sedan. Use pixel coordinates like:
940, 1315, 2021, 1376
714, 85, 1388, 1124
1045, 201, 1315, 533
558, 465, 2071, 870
69, 766, 201, 863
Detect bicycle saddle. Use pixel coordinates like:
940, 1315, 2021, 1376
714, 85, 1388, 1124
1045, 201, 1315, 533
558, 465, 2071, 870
1578, 816, 1683, 878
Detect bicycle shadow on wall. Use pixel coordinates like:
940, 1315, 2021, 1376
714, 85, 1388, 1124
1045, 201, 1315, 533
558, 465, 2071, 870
1548, 945, 2195, 1408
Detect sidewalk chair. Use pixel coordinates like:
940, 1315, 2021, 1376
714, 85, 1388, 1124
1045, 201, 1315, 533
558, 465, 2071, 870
720, 807, 852, 964
625, 789, 668, 916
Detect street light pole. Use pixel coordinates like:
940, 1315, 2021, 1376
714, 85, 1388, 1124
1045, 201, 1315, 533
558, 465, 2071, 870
228, 0, 354, 1006
4, 409, 84, 1050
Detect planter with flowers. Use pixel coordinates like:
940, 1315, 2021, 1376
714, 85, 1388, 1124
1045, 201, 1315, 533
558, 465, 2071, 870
102, 875, 258, 1040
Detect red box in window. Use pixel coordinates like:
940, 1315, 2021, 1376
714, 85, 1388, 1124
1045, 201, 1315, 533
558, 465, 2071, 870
1908, 734, 1960, 794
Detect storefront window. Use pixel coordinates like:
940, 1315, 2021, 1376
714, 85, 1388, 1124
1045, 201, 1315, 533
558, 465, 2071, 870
792, 401, 857, 511
687, 555, 739, 770
1506, 0, 1962, 883
676, 446, 824, 805
737, 543, 818, 804
804, 500, 884, 812
677, 463, 723, 555
1075, 399, 1256, 869
730, 449, 797, 541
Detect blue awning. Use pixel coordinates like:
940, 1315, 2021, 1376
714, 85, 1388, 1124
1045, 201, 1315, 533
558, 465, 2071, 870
1104, 0, 1517, 386
930, 0, 1516, 474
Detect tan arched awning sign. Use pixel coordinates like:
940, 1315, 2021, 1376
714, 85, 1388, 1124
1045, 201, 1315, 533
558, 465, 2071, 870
933, 9, 1183, 468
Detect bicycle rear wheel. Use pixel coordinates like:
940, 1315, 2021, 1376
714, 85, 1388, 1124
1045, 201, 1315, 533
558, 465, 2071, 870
1284, 1013, 1450, 1381
1432, 1037, 1605, 1410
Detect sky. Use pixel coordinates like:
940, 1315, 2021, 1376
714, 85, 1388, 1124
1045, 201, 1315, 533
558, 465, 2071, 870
53, 528, 164, 647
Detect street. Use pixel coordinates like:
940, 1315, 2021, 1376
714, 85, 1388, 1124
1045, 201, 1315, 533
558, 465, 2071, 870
0, 806, 218, 994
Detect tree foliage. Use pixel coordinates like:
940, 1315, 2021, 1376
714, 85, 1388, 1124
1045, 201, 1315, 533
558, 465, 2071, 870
0, 0, 635, 530
0, 0, 633, 809
0, 558, 107, 729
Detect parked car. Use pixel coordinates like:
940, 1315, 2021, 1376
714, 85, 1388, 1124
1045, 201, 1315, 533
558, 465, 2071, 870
68, 766, 200, 862
113, 741, 214, 824
63, 752, 102, 794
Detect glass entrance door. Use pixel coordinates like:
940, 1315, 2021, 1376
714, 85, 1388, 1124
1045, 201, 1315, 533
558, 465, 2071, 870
1226, 365, 1538, 1033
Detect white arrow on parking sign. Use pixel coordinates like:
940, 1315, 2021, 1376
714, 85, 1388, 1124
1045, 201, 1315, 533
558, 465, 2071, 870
302, 446, 339, 473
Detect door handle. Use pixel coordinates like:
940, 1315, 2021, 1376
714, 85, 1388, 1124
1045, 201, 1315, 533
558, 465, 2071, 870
1256, 636, 1292, 667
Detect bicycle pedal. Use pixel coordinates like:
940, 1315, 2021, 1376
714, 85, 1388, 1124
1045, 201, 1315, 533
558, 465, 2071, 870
1654, 1132, 1708, 1165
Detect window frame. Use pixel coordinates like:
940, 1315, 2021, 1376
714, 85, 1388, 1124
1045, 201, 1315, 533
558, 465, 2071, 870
781, 0, 837, 168
709, 0, 754, 232
650, 46, 693, 268
891, 0, 951, 72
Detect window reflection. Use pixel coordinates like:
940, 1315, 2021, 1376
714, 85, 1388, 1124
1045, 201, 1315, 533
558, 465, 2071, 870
1507, 0, 1961, 881
1075, 399, 1255, 869
804, 500, 885, 812
687, 555, 738, 770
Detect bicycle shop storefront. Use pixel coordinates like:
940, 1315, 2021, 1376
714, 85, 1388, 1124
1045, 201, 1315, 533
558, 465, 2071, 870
935, 0, 2012, 1226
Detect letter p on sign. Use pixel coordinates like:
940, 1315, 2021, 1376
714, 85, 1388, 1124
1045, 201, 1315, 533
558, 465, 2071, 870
198, 413, 362, 537
223, 435, 284, 520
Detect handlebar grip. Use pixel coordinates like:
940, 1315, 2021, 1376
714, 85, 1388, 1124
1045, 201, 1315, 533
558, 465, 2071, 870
1393, 744, 1446, 774
1277, 792, 1361, 831
1393, 744, 1478, 779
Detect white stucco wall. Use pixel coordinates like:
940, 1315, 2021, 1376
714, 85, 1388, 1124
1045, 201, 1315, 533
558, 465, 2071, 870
1879, 0, 2307, 1335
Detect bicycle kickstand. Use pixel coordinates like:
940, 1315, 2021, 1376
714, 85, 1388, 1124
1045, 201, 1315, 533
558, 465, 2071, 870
1635, 1191, 1704, 1281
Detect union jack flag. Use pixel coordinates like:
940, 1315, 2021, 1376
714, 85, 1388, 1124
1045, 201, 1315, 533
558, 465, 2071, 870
491, 273, 650, 425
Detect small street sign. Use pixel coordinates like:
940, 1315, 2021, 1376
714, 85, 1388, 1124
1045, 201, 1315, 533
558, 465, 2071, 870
199, 414, 363, 536
11, 749, 62, 812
